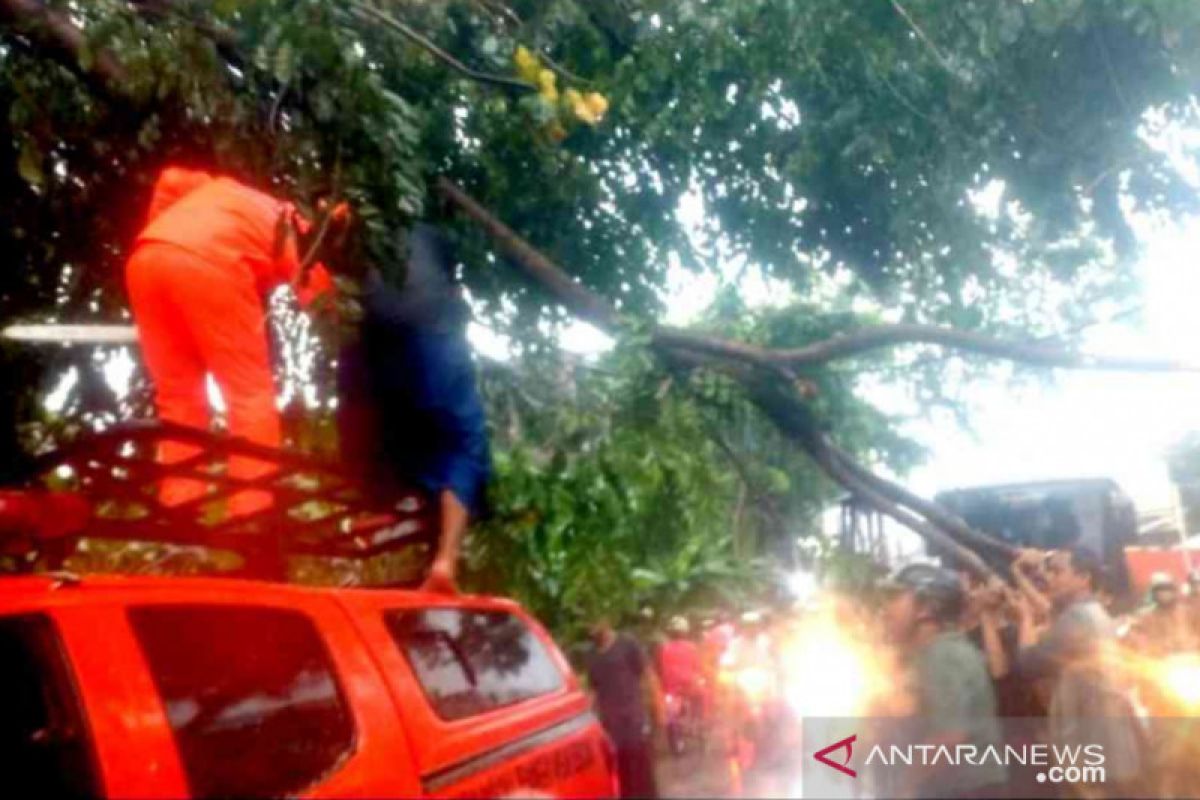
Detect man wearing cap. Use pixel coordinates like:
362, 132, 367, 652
1130, 572, 1197, 657
880, 563, 1006, 798
336, 223, 490, 593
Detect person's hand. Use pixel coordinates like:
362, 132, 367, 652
978, 578, 1008, 617
421, 558, 459, 594
1014, 548, 1047, 575
1011, 589, 1034, 623
653, 706, 667, 733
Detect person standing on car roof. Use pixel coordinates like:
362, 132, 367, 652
586, 618, 664, 799
126, 165, 343, 516
336, 223, 490, 594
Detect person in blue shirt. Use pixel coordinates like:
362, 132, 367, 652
336, 223, 490, 593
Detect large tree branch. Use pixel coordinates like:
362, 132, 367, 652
822, 437, 1016, 559
438, 179, 1013, 576
769, 322, 1197, 372
441, 178, 1193, 376
0, 0, 126, 86
438, 178, 622, 329
658, 320, 1198, 373
733, 369, 1002, 581
809, 429, 999, 580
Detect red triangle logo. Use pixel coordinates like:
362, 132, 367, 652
813, 733, 857, 778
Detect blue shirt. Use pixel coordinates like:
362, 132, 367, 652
337, 269, 490, 515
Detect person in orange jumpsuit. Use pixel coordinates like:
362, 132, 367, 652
126, 165, 336, 515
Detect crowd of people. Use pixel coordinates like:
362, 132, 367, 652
877, 549, 1200, 798
584, 549, 1200, 799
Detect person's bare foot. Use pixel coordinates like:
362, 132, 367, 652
421, 559, 458, 594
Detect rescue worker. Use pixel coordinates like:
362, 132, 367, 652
126, 165, 340, 515
879, 563, 1006, 799
336, 224, 490, 593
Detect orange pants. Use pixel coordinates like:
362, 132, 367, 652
126, 242, 279, 515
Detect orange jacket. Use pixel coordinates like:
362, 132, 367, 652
138, 166, 331, 303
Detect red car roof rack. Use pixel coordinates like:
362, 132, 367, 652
3, 421, 435, 583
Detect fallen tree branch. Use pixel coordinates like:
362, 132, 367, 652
438, 178, 1013, 575
823, 437, 1016, 559
441, 177, 1193, 378
437, 178, 622, 329
768, 322, 1197, 372
658, 319, 1198, 373
815, 432, 999, 581
732, 370, 1002, 581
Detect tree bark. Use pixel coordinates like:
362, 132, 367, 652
824, 440, 1017, 559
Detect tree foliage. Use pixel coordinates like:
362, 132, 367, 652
468, 336, 921, 634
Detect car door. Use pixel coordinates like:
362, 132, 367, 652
58, 582, 422, 798
340, 593, 616, 798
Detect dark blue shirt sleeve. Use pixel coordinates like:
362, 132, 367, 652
356, 272, 491, 515
421, 333, 491, 515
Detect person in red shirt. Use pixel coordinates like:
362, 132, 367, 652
126, 165, 339, 516
657, 616, 704, 755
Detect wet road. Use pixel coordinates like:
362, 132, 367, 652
656, 734, 801, 798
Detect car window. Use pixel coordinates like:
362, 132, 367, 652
0, 614, 99, 799
128, 605, 355, 798
386, 608, 564, 721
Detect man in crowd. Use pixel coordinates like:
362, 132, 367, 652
337, 224, 490, 593
586, 618, 663, 799
126, 165, 341, 516
1016, 547, 1145, 797
881, 563, 1006, 798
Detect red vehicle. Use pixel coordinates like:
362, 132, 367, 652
0, 424, 617, 799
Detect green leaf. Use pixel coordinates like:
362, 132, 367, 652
77, 40, 94, 73
274, 42, 295, 83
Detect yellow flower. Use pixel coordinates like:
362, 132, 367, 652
538, 68, 558, 102
569, 91, 608, 126
585, 92, 609, 119
514, 45, 540, 84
